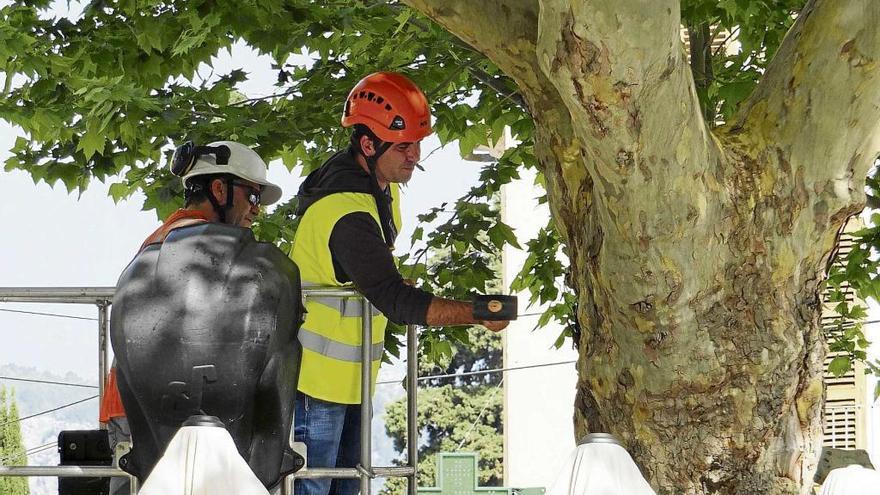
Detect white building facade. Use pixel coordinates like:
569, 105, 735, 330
501, 167, 578, 489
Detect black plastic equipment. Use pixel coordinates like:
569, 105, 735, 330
472, 294, 518, 321
58, 429, 112, 495
110, 223, 304, 489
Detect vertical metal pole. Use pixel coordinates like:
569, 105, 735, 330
406, 325, 419, 495
360, 300, 373, 495
97, 301, 109, 427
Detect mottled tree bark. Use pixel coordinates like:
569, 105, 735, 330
405, 0, 880, 493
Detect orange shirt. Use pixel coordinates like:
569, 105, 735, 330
99, 209, 211, 422
139, 208, 212, 251
98, 367, 126, 422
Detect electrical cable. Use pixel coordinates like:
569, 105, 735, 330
376, 359, 577, 386
25, 441, 57, 454
0, 307, 98, 322
824, 317, 880, 328
0, 395, 98, 428
0, 376, 98, 389
3, 297, 873, 324
0, 442, 57, 464
24, 444, 58, 458
376, 316, 880, 387
516, 311, 544, 318
455, 377, 504, 451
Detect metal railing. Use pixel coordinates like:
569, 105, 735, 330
0, 286, 419, 495
0, 287, 115, 411
0, 465, 140, 493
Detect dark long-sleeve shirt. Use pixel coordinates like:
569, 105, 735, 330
297, 147, 433, 325
329, 212, 433, 325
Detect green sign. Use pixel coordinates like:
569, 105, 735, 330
418, 453, 545, 495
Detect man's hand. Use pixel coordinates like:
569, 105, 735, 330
480, 320, 509, 332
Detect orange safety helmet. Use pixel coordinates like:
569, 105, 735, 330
342, 72, 432, 143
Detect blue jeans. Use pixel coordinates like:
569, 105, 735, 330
294, 394, 363, 495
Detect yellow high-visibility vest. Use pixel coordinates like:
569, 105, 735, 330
290, 184, 401, 404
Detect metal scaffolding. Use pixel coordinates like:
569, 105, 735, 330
0, 286, 419, 495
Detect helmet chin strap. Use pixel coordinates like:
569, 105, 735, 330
365, 142, 396, 247
205, 177, 235, 224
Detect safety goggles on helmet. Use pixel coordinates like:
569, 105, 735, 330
170, 141, 232, 177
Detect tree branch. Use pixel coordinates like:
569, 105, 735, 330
402, 13, 530, 110
401, 0, 544, 94
402, 0, 584, 229
534, 0, 714, 185
730, 0, 880, 191
712, 26, 739, 58
466, 66, 528, 111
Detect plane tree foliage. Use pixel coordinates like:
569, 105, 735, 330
3, 1, 880, 493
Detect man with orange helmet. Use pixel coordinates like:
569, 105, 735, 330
289, 72, 511, 495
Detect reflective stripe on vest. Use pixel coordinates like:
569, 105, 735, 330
290, 187, 401, 404
298, 327, 385, 362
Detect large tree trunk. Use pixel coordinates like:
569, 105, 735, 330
405, 0, 880, 493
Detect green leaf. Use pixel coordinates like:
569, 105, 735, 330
849, 305, 868, 319
11, 136, 28, 153
108, 183, 131, 203
4, 155, 22, 172
828, 356, 852, 377
393, 8, 413, 36
134, 18, 166, 53
552, 331, 567, 349
77, 123, 105, 160
495, 221, 520, 249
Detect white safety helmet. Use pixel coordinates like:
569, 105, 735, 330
172, 140, 282, 205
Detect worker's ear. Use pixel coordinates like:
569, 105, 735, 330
210, 178, 226, 203
359, 135, 376, 158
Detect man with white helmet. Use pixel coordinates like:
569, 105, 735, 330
162, 140, 282, 232
100, 140, 282, 495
